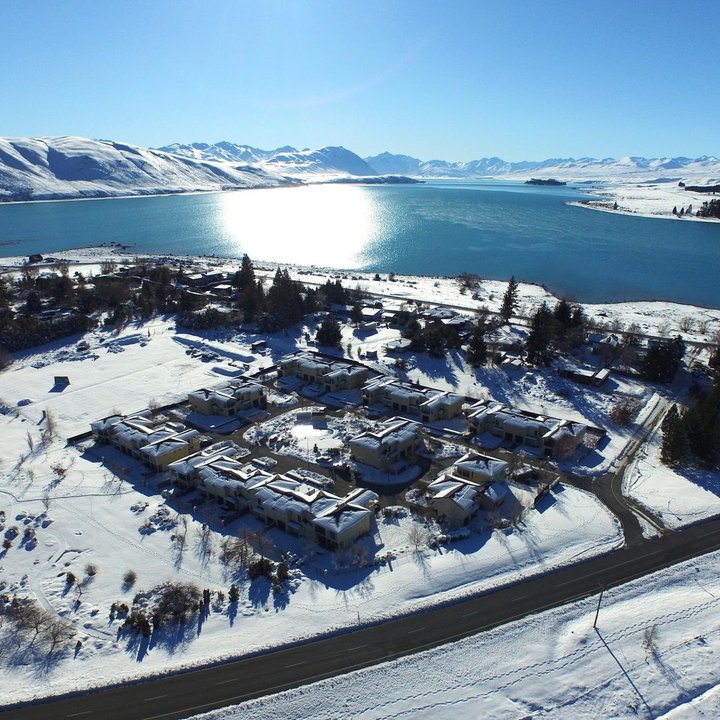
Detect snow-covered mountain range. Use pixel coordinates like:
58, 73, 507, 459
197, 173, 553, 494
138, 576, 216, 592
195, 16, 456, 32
0, 136, 295, 202
160, 141, 720, 183
364, 151, 720, 182
2, 135, 719, 204
158, 141, 377, 178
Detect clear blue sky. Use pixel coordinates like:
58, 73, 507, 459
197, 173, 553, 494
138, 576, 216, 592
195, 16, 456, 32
1, 0, 717, 161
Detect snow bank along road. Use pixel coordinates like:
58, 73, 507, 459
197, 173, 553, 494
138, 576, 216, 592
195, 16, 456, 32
3, 516, 720, 720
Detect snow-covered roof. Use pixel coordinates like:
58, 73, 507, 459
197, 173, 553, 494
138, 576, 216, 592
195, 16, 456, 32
428, 476, 483, 512
312, 504, 370, 534
350, 418, 423, 453
419, 390, 464, 411
167, 441, 241, 477
453, 452, 508, 482
140, 429, 199, 459
467, 401, 587, 440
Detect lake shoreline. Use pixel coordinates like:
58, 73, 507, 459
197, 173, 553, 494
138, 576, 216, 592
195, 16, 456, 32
2, 244, 720, 313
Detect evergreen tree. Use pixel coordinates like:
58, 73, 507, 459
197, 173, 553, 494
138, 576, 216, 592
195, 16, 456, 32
423, 321, 447, 357
350, 303, 363, 325
661, 405, 690, 466
316, 317, 342, 347
641, 336, 685, 383
682, 382, 720, 468
233, 254, 256, 292
266, 269, 304, 327
0, 278, 12, 311
322, 279, 349, 306
710, 346, 720, 373
24, 291, 42, 314
552, 298, 586, 347
500, 276, 519, 322
552, 297, 573, 330
525, 302, 554, 365
466, 318, 488, 367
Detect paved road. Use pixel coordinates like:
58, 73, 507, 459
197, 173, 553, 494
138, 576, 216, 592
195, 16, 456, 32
3, 517, 720, 720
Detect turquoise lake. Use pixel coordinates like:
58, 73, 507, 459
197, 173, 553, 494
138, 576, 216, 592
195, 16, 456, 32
0, 180, 717, 307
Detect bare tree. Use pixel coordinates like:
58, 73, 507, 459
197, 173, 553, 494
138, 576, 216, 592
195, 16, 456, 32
407, 523, 431, 552
220, 534, 252, 570
53, 259, 70, 276
678, 316, 694, 333
43, 409, 57, 443
248, 529, 275, 559
45, 618, 75, 652
194, 523, 214, 564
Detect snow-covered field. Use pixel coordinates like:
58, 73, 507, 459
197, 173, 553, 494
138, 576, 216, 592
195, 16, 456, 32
203, 549, 720, 720
0, 315, 625, 705
624, 426, 720, 529
569, 181, 719, 223
0, 251, 719, 708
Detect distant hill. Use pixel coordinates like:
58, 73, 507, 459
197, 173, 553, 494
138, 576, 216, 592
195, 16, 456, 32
0, 136, 295, 202
159, 142, 377, 178
363, 152, 720, 182
3, 136, 719, 204
158, 141, 293, 164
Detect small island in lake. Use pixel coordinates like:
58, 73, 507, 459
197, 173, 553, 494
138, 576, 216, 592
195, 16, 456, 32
525, 178, 567, 186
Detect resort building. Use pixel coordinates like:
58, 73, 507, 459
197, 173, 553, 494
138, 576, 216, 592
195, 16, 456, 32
90, 411, 203, 468
167, 441, 244, 490
187, 381, 267, 417
278, 352, 369, 393
349, 417, 426, 472
427, 452, 509, 526
138, 429, 201, 472
466, 400, 587, 459
362, 377, 464, 423
196, 458, 378, 549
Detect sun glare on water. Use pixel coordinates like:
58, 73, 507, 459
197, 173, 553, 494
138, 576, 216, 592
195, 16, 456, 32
219, 184, 379, 267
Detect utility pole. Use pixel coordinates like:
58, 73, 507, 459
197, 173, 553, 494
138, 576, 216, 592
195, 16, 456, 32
593, 585, 605, 629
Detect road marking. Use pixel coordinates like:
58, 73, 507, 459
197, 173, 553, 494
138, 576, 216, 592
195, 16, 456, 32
144, 695, 168, 702
463, 610, 479, 617
512, 595, 527, 602
215, 677, 239, 685
349, 644, 368, 651
285, 661, 306, 668
66, 713, 92, 718
407, 627, 425, 634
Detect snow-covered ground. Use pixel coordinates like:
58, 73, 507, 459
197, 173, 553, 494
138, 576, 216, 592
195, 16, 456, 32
569, 180, 719, 223
0, 414, 622, 705
624, 426, 720, 530
0, 314, 625, 705
0, 251, 718, 707
196, 550, 720, 720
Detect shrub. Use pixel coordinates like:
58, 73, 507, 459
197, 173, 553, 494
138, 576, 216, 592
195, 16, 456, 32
153, 582, 202, 624
248, 557, 274, 581
275, 561, 290, 583
610, 397, 641, 426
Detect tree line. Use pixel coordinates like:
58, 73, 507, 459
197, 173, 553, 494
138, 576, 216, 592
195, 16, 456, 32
662, 379, 720, 469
